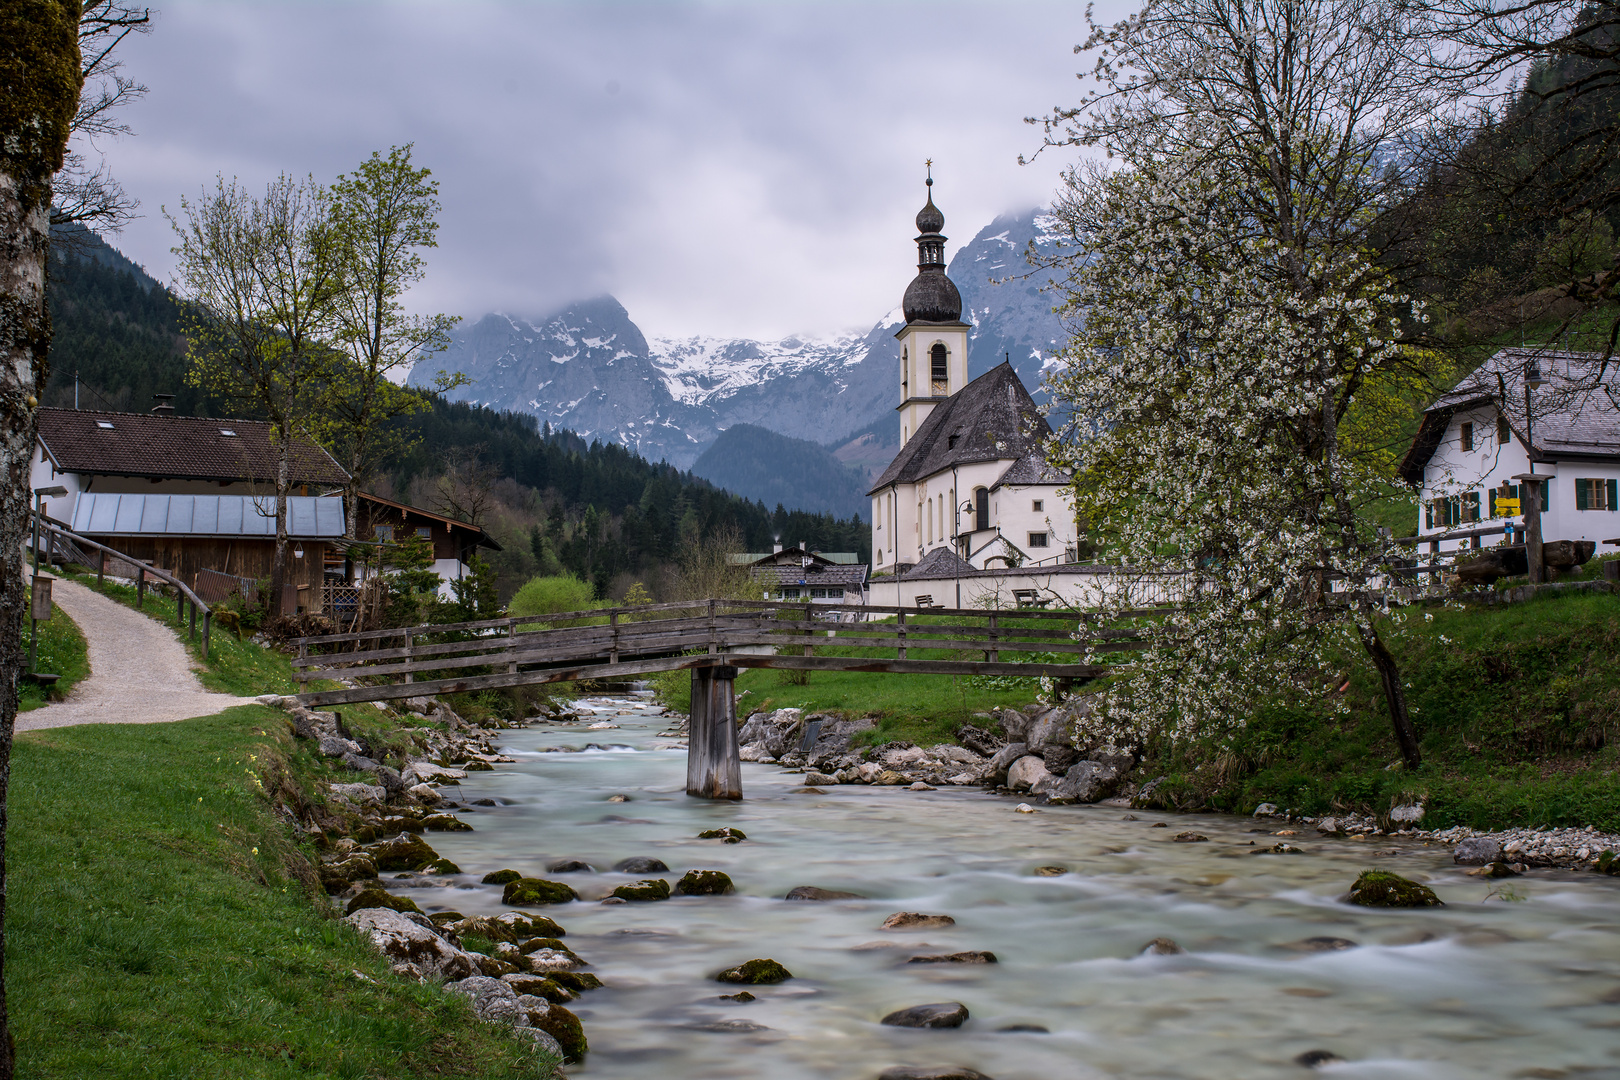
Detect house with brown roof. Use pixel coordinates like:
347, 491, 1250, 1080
32, 408, 350, 612
337, 491, 501, 603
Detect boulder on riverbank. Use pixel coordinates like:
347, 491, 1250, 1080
1045, 760, 1121, 804
1453, 837, 1503, 865
1006, 755, 1052, 793
502, 878, 580, 906
344, 889, 423, 916
367, 832, 442, 872
1344, 870, 1443, 908
347, 907, 478, 981
716, 958, 793, 984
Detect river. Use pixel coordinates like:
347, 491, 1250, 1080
406, 695, 1620, 1079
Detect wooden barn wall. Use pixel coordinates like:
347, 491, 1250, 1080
86, 536, 329, 612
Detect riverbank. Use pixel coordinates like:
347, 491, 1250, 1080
9, 705, 563, 1078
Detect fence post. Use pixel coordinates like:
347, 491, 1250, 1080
707, 599, 718, 655
189, 599, 197, 641
987, 612, 999, 663
508, 620, 518, 674
609, 610, 620, 665
136, 568, 145, 609
402, 631, 413, 683
803, 604, 813, 658
897, 608, 907, 661
176, 588, 184, 627
202, 611, 211, 659
296, 640, 307, 686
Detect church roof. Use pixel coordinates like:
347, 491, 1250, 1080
992, 447, 1070, 489
868, 362, 1060, 494
901, 546, 973, 578
903, 271, 963, 324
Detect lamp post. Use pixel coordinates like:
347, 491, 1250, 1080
1518, 357, 1547, 584
31, 485, 68, 672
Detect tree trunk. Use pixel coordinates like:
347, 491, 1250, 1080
271, 423, 290, 611
0, 6, 83, 1074
1357, 618, 1422, 769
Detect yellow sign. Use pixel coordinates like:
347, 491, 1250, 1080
1497, 498, 1521, 514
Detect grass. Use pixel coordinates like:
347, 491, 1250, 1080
8, 705, 559, 1079
736, 668, 1041, 746
18, 602, 90, 711
1148, 589, 1620, 831
63, 571, 302, 696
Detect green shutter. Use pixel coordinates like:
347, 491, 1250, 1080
1425, 501, 1432, 529
1577, 478, 1590, 511
1542, 480, 1550, 512
1488, 489, 1498, 517
1609, 478, 1618, 511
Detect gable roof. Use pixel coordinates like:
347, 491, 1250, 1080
868, 362, 1060, 494
991, 447, 1070, 489
1398, 349, 1620, 483
748, 562, 869, 589
901, 546, 973, 578
37, 408, 349, 486
347, 491, 502, 550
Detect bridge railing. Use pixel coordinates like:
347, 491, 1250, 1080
290, 599, 1152, 707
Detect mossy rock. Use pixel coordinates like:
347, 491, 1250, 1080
368, 832, 441, 872
676, 870, 735, 896
611, 878, 671, 902
518, 936, 580, 960
547, 971, 603, 993
481, 868, 524, 885
462, 759, 494, 772
504, 973, 574, 1002
503, 912, 566, 938
697, 827, 747, 842
425, 858, 462, 874
529, 1002, 587, 1061
502, 878, 580, 906
422, 814, 474, 832
1596, 850, 1619, 875
1344, 870, 1444, 908
715, 958, 792, 984
428, 911, 465, 927
344, 889, 424, 916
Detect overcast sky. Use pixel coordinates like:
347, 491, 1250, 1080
94, 1, 1128, 341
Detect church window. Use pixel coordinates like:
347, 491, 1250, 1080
1497, 414, 1511, 444
974, 488, 989, 532
1028, 532, 1049, 548
1031, 499, 1043, 512
1460, 422, 1474, 451
930, 344, 948, 394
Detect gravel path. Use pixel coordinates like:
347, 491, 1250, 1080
17, 579, 255, 732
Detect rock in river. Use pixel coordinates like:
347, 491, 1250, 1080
1344, 870, 1443, 908
907, 952, 997, 964
481, 868, 523, 885
611, 878, 671, 901
367, 832, 441, 872
502, 878, 580, 906
882, 912, 955, 930
1453, 837, 1503, 866
878, 1069, 993, 1080
716, 958, 793, 984
785, 885, 867, 901
1005, 755, 1052, 793
547, 859, 594, 873
697, 827, 747, 842
677, 870, 735, 895
1140, 938, 1184, 955
881, 1002, 970, 1029
613, 856, 669, 873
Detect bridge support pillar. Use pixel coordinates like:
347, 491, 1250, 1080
687, 664, 742, 800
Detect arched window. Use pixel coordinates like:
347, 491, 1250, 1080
930, 344, 948, 393
974, 487, 989, 532
901, 348, 908, 394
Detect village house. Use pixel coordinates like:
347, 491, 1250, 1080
740, 544, 869, 608
336, 490, 500, 603
1399, 349, 1620, 558
865, 179, 1104, 609
32, 407, 350, 612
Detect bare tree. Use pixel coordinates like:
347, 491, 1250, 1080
1, 9, 83, 1075
431, 446, 497, 527
53, 2, 152, 240
168, 176, 343, 600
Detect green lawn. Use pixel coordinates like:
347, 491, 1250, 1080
9, 706, 558, 1079
18, 603, 89, 711
1149, 589, 1620, 831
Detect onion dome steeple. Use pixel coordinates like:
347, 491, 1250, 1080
902, 165, 962, 323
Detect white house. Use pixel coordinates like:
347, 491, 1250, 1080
867, 179, 1079, 602
1399, 348, 1620, 556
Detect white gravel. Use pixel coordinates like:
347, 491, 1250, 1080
17, 578, 255, 732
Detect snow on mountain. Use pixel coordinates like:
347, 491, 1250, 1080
409, 209, 1070, 471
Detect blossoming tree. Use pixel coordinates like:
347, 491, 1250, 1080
1037, 0, 1460, 769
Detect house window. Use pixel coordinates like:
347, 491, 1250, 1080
1460, 422, 1474, 451
374, 525, 394, 542
782, 588, 801, 598
1461, 491, 1480, 523
1031, 500, 1043, 512
1497, 415, 1511, 444
1576, 477, 1618, 511
1028, 532, 1049, 548
416, 526, 432, 540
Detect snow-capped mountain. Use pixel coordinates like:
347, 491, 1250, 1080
408, 208, 1070, 471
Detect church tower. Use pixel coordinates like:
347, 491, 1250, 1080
896, 169, 969, 447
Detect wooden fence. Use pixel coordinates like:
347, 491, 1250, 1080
291, 599, 1139, 707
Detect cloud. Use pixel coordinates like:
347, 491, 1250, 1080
94, 0, 1122, 339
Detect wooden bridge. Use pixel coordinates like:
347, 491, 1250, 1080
292, 600, 1128, 800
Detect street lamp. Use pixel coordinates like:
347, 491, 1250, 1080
31, 485, 68, 673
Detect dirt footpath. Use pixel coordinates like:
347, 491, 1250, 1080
17, 578, 255, 733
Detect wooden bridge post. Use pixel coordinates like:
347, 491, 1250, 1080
687, 663, 742, 800
401, 631, 413, 683
609, 610, 620, 665
987, 612, 999, 663
896, 609, 907, 661
507, 620, 518, 674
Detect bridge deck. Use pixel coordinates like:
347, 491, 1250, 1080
291, 599, 1130, 708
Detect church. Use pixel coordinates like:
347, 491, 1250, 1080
867, 177, 1082, 607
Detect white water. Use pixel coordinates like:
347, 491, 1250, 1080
401, 696, 1620, 1079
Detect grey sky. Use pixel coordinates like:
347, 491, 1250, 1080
97, 1, 1126, 340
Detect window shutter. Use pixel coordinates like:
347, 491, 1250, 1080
1425, 501, 1432, 529
1488, 489, 1498, 517
1541, 480, 1550, 512
1609, 478, 1618, 511
1577, 478, 1590, 511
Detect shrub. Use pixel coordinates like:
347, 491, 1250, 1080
508, 575, 602, 625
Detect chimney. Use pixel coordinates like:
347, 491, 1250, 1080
151, 393, 175, 414
772, 536, 782, 555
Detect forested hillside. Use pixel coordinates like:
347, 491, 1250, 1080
690, 423, 870, 520
43, 228, 867, 600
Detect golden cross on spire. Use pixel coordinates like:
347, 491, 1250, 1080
925, 159, 933, 185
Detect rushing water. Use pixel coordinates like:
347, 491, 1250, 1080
402, 695, 1620, 1079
